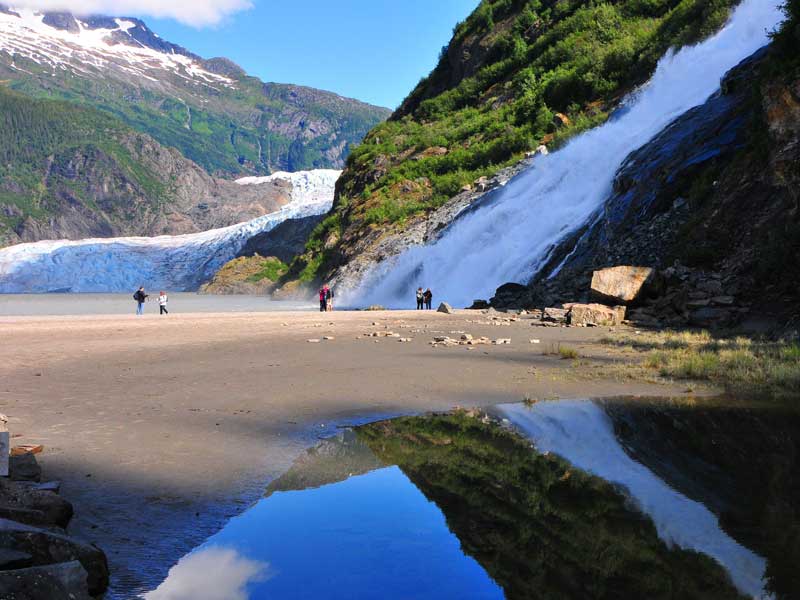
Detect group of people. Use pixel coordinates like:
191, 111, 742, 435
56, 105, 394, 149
133, 287, 169, 315
318, 284, 335, 312
415, 287, 433, 310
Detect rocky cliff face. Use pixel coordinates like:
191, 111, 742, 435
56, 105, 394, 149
0, 87, 294, 246
492, 44, 800, 327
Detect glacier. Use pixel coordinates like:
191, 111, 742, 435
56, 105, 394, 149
352, 0, 784, 308
0, 170, 340, 293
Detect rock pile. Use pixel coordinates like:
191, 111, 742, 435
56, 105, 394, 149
0, 449, 109, 599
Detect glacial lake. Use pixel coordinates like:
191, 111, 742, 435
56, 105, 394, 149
0, 293, 315, 316
144, 397, 799, 600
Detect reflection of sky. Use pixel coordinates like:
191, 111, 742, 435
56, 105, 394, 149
146, 466, 503, 600
143, 547, 269, 600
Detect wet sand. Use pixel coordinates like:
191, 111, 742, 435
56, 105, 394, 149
0, 309, 699, 597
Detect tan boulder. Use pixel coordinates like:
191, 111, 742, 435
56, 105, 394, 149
565, 303, 626, 326
590, 266, 654, 305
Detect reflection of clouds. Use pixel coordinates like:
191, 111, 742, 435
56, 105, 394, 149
143, 546, 270, 600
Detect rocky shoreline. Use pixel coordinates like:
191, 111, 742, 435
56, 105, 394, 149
0, 430, 108, 600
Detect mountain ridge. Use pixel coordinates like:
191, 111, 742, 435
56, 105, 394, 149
0, 5, 390, 176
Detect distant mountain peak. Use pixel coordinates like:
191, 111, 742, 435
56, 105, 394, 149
0, 6, 235, 87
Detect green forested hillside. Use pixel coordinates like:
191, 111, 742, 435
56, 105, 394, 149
286, 0, 742, 284
0, 86, 167, 238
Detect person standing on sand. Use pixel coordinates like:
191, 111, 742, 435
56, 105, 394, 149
424, 288, 433, 310
416, 287, 424, 310
133, 287, 148, 316
319, 286, 328, 312
326, 286, 334, 312
158, 291, 169, 315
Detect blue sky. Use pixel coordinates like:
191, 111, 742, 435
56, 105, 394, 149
149, 0, 480, 109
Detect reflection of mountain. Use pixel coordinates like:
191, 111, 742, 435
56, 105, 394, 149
604, 398, 800, 600
264, 429, 383, 497
358, 413, 745, 600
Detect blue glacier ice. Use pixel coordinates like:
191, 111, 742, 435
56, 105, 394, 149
0, 170, 339, 293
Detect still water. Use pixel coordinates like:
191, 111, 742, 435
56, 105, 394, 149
0, 293, 315, 316
144, 398, 799, 600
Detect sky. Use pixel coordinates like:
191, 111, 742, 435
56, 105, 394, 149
141, 0, 482, 109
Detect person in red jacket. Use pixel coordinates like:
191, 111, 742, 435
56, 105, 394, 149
319, 285, 329, 312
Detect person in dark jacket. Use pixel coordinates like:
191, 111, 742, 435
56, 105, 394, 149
424, 288, 433, 310
133, 287, 148, 316
326, 286, 335, 312
416, 287, 424, 310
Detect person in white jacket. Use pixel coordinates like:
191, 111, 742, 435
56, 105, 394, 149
158, 291, 169, 315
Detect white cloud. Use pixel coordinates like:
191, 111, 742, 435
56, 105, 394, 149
143, 546, 271, 600
7, 0, 253, 27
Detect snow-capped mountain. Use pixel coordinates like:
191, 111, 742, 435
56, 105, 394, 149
0, 7, 235, 96
0, 170, 340, 293
0, 5, 389, 176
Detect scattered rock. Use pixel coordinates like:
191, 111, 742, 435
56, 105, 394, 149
460, 334, 473, 341
530, 339, 541, 344
542, 307, 568, 323
365, 305, 385, 311
437, 302, 455, 314
10, 445, 43, 457
306, 339, 321, 343
322, 336, 335, 341
711, 295, 735, 306
494, 338, 511, 345
469, 299, 490, 310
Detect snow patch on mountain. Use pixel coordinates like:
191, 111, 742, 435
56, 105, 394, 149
0, 170, 338, 293
0, 8, 234, 88
235, 169, 341, 205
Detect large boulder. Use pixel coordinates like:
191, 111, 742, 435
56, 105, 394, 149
0, 519, 109, 596
0, 479, 73, 528
0, 560, 92, 600
542, 307, 568, 323
566, 303, 626, 326
590, 266, 655, 305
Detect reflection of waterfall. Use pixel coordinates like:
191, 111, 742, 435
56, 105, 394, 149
500, 401, 770, 599
351, 0, 783, 308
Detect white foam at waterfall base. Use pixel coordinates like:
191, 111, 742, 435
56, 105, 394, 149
352, 0, 784, 308
0, 172, 338, 293
499, 401, 770, 599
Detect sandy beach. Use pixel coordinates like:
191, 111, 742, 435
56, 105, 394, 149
0, 309, 697, 596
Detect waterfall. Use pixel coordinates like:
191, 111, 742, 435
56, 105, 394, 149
500, 401, 770, 599
352, 0, 784, 308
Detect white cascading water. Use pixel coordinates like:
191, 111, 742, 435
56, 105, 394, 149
499, 401, 770, 599
0, 170, 340, 293
352, 0, 784, 308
